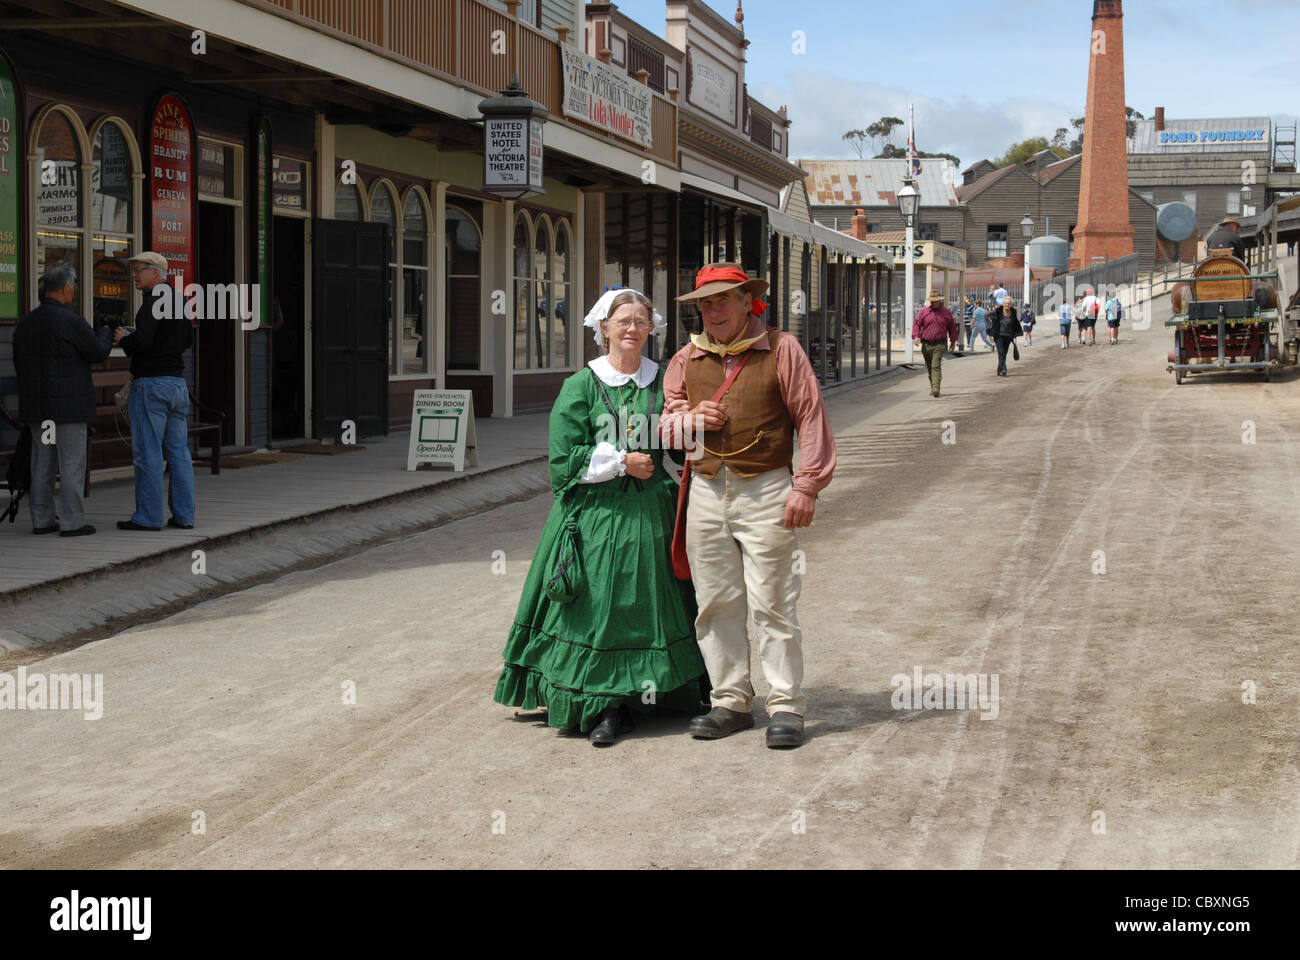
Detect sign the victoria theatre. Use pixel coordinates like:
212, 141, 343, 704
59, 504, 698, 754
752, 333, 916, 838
560, 47, 653, 149
149, 94, 195, 289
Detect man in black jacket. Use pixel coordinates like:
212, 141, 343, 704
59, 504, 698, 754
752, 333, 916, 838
114, 251, 196, 531
12, 262, 114, 536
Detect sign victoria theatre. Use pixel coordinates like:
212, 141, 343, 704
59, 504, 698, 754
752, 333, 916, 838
561, 47, 653, 148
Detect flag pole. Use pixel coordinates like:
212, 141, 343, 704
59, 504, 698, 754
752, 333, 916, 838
904, 103, 916, 364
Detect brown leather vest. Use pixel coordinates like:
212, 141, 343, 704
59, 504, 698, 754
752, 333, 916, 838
683, 330, 794, 479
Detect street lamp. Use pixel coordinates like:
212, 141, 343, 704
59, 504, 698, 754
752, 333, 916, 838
897, 175, 919, 363
1020, 209, 1034, 313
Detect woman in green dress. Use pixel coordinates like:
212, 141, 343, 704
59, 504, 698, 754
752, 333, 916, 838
494, 289, 707, 745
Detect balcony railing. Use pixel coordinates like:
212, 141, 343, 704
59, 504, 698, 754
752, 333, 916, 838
246, 0, 677, 168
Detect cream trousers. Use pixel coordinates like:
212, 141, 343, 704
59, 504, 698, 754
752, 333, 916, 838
686, 465, 805, 716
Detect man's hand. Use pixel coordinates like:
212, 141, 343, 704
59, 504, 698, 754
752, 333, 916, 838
687, 399, 727, 430
783, 490, 815, 529
624, 452, 654, 480
912, 338, 921, 349
114, 326, 131, 343
663, 398, 689, 416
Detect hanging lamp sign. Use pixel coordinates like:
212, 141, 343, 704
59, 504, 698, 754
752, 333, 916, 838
479, 77, 547, 200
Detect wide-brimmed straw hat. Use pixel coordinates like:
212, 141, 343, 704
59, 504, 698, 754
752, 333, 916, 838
927, 289, 943, 301
676, 262, 769, 302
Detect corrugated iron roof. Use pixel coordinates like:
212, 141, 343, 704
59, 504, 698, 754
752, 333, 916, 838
798, 158, 960, 209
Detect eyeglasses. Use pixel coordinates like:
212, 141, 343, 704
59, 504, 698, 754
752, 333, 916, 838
608, 318, 651, 331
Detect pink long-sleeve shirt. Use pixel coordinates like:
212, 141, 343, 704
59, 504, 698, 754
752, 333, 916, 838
660, 317, 837, 498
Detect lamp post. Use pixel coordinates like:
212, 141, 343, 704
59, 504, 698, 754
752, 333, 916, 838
897, 174, 919, 363
1020, 209, 1034, 313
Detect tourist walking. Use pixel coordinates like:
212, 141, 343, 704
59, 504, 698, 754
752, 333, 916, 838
969, 301, 993, 351
1105, 293, 1121, 344
1020, 302, 1036, 346
1058, 298, 1074, 349
990, 298, 1021, 377
912, 290, 959, 398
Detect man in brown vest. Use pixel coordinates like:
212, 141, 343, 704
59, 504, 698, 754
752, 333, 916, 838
663, 264, 836, 748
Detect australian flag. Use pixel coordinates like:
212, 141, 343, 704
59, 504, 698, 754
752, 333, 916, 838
907, 133, 923, 177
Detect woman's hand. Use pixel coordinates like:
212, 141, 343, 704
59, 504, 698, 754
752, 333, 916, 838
624, 452, 654, 480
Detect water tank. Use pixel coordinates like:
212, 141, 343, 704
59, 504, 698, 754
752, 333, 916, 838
1157, 202, 1197, 242
1027, 235, 1068, 273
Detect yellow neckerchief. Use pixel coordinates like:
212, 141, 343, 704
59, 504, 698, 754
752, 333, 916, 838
690, 326, 767, 357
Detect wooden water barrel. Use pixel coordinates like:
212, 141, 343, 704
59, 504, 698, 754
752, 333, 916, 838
1190, 254, 1250, 301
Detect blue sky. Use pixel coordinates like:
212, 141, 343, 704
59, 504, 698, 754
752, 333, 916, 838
611, 0, 1300, 169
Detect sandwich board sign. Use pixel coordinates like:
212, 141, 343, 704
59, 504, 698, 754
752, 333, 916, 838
406, 390, 477, 472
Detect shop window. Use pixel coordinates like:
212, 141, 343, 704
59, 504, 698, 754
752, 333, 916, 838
35, 109, 84, 303
334, 180, 363, 221
534, 217, 553, 368
272, 157, 309, 214
513, 213, 533, 369
986, 224, 1008, 259
1226, 190, 1241, 215
1182, 191, 1197, 211
515, 212, 573, 370
91, 119, 137, 330
918, 222, 939, 242
553, 223, 571, 368
198, 139, 237, 200
369, 182, 398, 370
445, 203, 481, 371
401, 190, 428, 375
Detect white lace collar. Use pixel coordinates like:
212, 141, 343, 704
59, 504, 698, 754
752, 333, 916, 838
588, 355, 659, 388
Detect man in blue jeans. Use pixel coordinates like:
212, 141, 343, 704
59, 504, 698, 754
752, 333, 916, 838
114, 251, 196, 531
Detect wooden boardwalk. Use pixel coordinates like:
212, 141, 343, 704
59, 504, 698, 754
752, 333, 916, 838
0, 416, 550, 596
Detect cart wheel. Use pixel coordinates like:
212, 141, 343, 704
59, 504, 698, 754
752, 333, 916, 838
1174, 368, 1184, 385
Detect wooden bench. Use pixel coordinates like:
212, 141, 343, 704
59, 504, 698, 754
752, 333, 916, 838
0, 379, 225, 514
87, 369, 225, 477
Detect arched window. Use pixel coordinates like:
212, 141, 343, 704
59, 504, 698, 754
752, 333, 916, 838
34, 108, 86, 298
334, 179, 364, 221
369, 182, 397, 368
512, 212, 532, 369
400, 189, 429, 374
445, 203, 481, 371
533, 216, 552, 368
90, 118, 138, 330
552, 222, 572, 367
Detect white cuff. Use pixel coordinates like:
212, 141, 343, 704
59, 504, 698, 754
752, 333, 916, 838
579, 442, 627, 484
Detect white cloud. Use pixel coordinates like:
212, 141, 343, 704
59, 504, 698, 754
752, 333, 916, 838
753, 69, 1077, 168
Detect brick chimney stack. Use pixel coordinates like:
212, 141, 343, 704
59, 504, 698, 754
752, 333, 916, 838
1071, 0, 1134, 269
1154, 106, 1164, 131
850, 208, 869, 241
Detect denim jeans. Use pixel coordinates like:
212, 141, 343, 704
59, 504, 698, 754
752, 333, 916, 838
129, 376, 195, 526
968, 321, 993, 349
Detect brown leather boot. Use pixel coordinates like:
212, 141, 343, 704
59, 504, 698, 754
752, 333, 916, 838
689, 706, 754, 740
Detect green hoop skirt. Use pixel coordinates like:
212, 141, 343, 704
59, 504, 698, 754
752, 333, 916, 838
493, 369, 706, 733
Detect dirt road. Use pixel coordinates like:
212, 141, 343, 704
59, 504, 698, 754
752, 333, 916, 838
3, 297, 1297, 869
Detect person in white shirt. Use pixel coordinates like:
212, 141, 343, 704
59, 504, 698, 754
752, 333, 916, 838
992, 284, 1008, 308
1079, 290, 1100, 346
